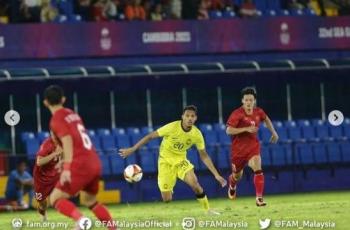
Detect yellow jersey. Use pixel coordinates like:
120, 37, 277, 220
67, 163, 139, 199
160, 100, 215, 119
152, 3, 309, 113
156, 120, 205, 164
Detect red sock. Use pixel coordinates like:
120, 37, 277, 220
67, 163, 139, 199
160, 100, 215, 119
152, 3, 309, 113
229, 174, 237, 189
254, 170, 264, 197
90, 202, 116, 230
54, 199, 83, 221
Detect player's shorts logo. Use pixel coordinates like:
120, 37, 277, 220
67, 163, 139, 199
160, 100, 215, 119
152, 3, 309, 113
78, 217, 92, 230
35, 192, 43, 201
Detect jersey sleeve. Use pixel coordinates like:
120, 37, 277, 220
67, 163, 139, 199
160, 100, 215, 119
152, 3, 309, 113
194, 130, 206, 151
156, 122, 174, 137
226, 111, 240, 128
50, 115, 70, 138
22, 171, 33, 180
37, 139, 55, 157
259, 108, 267, 121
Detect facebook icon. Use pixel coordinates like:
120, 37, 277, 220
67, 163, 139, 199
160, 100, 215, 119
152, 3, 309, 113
78, 217, 92, 230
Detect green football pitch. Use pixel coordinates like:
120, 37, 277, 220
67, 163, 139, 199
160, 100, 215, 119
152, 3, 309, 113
1, 191, 349, 230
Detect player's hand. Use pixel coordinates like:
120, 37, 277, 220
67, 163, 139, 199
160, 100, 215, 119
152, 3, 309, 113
55, 145, 63, 156
270, 131, 279, 144
119, 147, 135, 158
60, 170, 71, 185
246, 126, 258, 133
215, 175, 227, 188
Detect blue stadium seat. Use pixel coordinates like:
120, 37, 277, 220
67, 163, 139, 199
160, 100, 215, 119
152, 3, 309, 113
303, 8, 316, 16
213, 123, 226, 133
209, 10, 223, 19
109, 155, 125, 175
261, 145, 271, 167
284, 120, 297, 127
99, 155, 111, 176
217, 148, 230, 170
187, 149, 200, 169
270, 144, 287, 166
37, 131, 50, 143
141, 126, 154, 135
127, 127, 141, 135
267, 0, 281, 10
312, 143, 328, 164
99, 130, 116, 152
262, 9, 277, 16
111, 128, 126, 136
313, 120, 331, 141
326, 143, 342, 163
285, 144, 294, 165
297, 119, 311, 127
276, 9, 290, 16
276, 126, 290, 143
115, 134, 131, 148
218, 132, 231, 146
24, 138, 40, 159
290, 9, 303, 16
259, 126, 271, 143
222, 10, 236, 18
339, 141, 350, 162
328, 125, 345, 140
199, 123, 213, 133
130, 133, 143, 146
97, 128, 111, 137
297, 144, 314, 165
343, 118, 350, 138
204, 131, 218, 147
287, 126, 303, 142
301, 124, 318, 141
139, 149, 157, 173
125, 152, 137, 166
88, 130, 102, 152
21, 132, 36, 142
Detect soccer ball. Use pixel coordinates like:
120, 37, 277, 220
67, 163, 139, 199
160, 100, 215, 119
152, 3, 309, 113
124, 164, 143, 183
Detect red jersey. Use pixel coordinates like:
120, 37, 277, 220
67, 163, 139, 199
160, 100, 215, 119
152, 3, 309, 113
50, 108, 97, 162
226, 107, 267, 157
33, 138, 60, 186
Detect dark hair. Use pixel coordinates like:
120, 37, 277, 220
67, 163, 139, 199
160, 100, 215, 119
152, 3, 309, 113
183, 105, 197, 115
16, 160, 27, 167
44, 85, 64, 106
241, 87, 257, 99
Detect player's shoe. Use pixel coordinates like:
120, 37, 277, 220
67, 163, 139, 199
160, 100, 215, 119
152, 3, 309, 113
228, 185, 236, 200
207, 209, 221, 216
256, 197, 267, 207
38, 208, 47, 222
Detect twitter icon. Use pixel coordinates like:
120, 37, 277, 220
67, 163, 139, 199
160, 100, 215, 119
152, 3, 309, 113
259, 219, 271, 229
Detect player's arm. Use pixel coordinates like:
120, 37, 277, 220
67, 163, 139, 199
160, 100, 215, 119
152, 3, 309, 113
264, 115, 279, 143
226, 126, 258, 135
198, 149, 227, 187
119, 131, 159, 158
59, 135, 73, 184
36, 146, 62, 167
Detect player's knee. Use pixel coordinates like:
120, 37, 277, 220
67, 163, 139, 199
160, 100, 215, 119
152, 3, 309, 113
162, 197, 172, 202
161, 192, 172, 202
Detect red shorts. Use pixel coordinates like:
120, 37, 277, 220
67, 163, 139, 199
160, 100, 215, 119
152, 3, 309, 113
231, 152, 260, 173
55, 157, 101, 196
34, 181, 57, 202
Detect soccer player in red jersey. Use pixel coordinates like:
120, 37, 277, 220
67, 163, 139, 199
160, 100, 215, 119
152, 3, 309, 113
43, 85, 116, 230
33, 132, 62, 221
226, 87, 279, 206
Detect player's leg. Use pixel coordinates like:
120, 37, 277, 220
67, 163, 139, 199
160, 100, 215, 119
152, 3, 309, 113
248, 154, 266, 206
23, 185, 34, 208
228, 169, 243, 199
49, 188, 84, 222
80, 191, 116, 230
182, 169, 209, 210
228, 156, 246, 200
158, 161, 177, 202
37, 199, 48, 221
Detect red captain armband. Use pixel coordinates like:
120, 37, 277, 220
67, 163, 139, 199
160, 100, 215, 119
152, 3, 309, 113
63, 163, 71, 171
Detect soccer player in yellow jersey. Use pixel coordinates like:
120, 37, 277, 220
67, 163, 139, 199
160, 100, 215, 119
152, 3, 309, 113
119, 105, 227, 214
